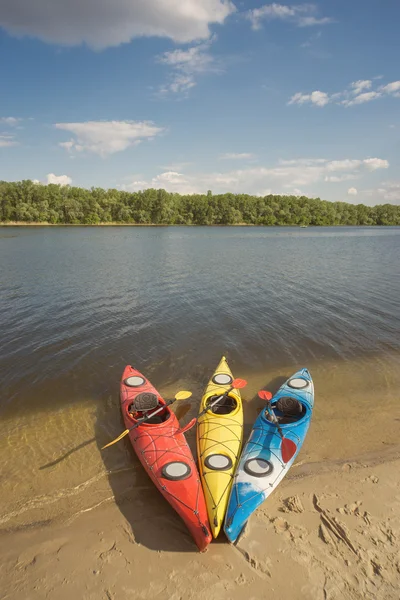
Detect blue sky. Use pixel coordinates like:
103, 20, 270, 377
0, 0, 399, 204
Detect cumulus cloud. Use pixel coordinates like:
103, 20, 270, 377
46, 173, 72, 186
0, 0, 236, 50
379, 81, 400, 94
246, 3, 334, 30
289, 78, 400, 108
56, 120, 164, 157
288, 90, 329, 106
364, 158, 389, 171
347, 187, 358, 196
0, 135, 18, 147
157, 38, 221, 96
120, 155, 389, 195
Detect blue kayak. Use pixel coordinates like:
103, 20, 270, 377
224, 368, 314, 543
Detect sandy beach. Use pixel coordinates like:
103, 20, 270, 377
1, 443, 399, 600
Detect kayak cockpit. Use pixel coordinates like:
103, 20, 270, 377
205, 394, 237, 415
128, 404, 171, 424
128, 391, 171, 425
265, 396, 307, 425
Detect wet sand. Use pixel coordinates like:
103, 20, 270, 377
1, 353, 400, 531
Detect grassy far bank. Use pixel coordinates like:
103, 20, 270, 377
1, 180, 400, 226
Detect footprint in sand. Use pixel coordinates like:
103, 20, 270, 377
337, 501, 371, 525
362, 475, 379, 484
281, 495, 305, 514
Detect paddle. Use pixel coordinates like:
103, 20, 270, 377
101, 390, 192, 449
174, 378, 248, 434
258, 390, 297, 463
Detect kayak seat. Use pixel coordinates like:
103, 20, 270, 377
128, 393, 171, 423
266, 397, 305, 424
131, 392, 159, 412
206, 394, 237, 415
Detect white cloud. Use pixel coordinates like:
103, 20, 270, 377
159, 43, 215, 71
350, 80, 372, 95
289, 78, 400, 108
157, 38, 221, 96
56, 120, 164, 157
120, 155, 389, 195
298, 16, 333, 27
326, 159, 362, 171
46, 173, 72, 186
219, 152, 255, 160
121, 171, 199, 195
288, 90, 329, 106
0, 0, 235, 50
59, 140, 75, 152
347, 187, 358, 196
0, 135, 18, 147
379, 81, 400, 94
279, 158, 327, 166
342, 91, 381, 106
246, 4, 334, 30
0, 116, 22, 126
158, 75, 197, 96
309, 91, 329, 106
324, 174, 358, 182
363, 158, 389, 171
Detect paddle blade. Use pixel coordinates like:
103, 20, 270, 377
178, 418, 196, 434
101, 428, 129, 450
175, 390, 192, 401
281, 438, 297, 463
258, 390, 273, 401
232, 378, 247, 389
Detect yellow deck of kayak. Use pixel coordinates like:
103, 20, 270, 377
196, 356, 243, 537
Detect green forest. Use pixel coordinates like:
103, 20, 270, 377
1, 180, 399, 226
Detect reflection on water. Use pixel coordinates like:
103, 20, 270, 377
0, 226, 399, 530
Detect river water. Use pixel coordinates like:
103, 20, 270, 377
1, 226, 399, 530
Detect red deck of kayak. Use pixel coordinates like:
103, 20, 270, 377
120, 365, 211, 551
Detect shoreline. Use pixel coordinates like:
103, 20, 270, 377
1, 222, 396, 228
1, 445, 399, 600
2, 441, 399, 535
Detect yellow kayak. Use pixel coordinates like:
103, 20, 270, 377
196, 356, 244, 537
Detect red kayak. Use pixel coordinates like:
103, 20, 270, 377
120, 365, 212, 551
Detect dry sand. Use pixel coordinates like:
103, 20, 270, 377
1, 446, 399, 600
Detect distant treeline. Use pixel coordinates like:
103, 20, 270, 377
1, 180, 399, 226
